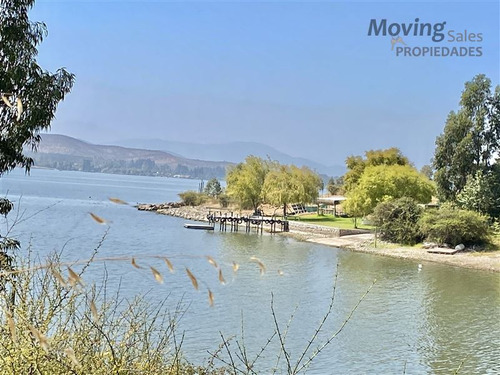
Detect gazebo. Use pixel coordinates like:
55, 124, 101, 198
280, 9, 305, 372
316, 195, 347, 217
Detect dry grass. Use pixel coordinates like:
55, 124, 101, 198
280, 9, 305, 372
0, 250, 209, 374
0, 206, 225, 374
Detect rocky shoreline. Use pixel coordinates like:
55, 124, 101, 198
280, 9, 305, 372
137, 203, 500, 273
138, 202, 209, 222
137, 203, 369, 236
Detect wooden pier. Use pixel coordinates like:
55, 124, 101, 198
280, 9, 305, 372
207, 211, 289, 233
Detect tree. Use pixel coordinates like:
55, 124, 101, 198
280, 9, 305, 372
372, 198, 423, 245
344, 164, 435, 219
226, 156, 322, 214
261, 165, 295, 216
1, 1, 73, 274
293, 165, 323, 204
420, 165, 433, 180
433, 74, 500, 201
344, 148, 410, 193
326, 176, 344, 195
226, 156, 269, 211
343, 155, 365, 193
262, 164, 322, 216
204, 178, 222, 197
456, 167, 500, 218
0, 0, 74, 176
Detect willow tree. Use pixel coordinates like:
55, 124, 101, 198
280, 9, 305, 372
0, 0, 74, 176
226, 156, 269, 211
261, 164, 322, 216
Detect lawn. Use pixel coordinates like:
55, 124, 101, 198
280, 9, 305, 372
287, 214, 374, 230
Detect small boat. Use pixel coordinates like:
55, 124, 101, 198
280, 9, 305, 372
184, 223, 214, 230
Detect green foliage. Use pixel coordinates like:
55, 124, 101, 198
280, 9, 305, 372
326, 176, 344, 195
419, 205, 490, 246
204, 178, 223, 197
433, 74, 500, 202
372, 198, 423, 245
344, 164, 435, 218
344, 148, 410, 193
225, 156, 322, 214
456, 169, 500, 217
0, 1, 74, 272
492, 220, 500, 235
178, 191, 207, 206
420, 165, 433, 180
226, 156, 269, 211
0, 0, 74, 176
291, 165, 323, 204
261, 164, 322, 215
344, 155, 365, 193
364, 148, 410, 167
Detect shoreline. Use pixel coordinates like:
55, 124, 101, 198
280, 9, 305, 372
304, 235, 500, 273
137, 204, 500, 273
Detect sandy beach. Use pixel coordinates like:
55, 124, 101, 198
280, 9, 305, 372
302, 233, 500, 273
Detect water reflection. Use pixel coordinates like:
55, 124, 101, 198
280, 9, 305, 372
419, 265, 500, 374
1, 169, 499, 374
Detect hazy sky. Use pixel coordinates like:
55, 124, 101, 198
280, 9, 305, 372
32, 0, 499, 168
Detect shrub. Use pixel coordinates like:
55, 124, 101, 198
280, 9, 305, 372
218, 193, 230, 208
0, 251, 209, 374
178, 191, 207, 206
492, 219, 500, 235
372, 198, 423, 245
419, 204, 490, 246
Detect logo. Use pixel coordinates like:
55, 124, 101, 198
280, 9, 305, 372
390, 36, 406, 50
368, 18, 483, 57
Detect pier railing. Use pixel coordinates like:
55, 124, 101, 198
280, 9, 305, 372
207, 211, 289, 233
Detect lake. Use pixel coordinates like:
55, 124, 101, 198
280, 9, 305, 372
1, 169, 499, 374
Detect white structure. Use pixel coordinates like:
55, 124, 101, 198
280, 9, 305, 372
317, 195, 347, 216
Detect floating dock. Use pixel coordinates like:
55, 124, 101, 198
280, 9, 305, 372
184, 223, 215, 230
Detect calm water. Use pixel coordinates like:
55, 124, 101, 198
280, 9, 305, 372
1, 169, 499, 374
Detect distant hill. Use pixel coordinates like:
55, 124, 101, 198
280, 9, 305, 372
26, 134, 230, 179
114, 139, 345, 177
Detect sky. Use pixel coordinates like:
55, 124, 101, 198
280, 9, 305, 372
31, 0, 499, 168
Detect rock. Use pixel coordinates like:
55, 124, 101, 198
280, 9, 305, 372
136, 201, 186, 211
455, 243, 465, 251
137, 204, 157, 211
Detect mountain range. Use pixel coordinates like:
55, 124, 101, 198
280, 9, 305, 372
28, 134, 345, 178
113, 138, 345, 176
27, 134, 228, 178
